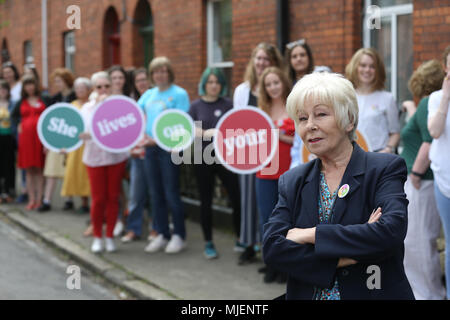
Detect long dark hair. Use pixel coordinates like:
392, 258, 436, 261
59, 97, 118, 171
1, 62, 20, 82
284, 39, 314, 83
21, 75, 41, 99
107, 65, 131, 96
131, 67, 149, 100
0, 79, 11, 100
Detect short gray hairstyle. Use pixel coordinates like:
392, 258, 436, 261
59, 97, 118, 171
286, 72, 359, 141
90, 71, 110, 86
74, 77, 92, 90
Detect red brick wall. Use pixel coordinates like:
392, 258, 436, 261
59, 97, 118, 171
151, 0, 206, 100
1, 0, 449, 100
289, 0, 362, 74
0, 0, 43, 81
231, 0, 277, 90
413, 0, 450, 69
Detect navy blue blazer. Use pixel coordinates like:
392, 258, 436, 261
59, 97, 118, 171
262, 143, 415, 300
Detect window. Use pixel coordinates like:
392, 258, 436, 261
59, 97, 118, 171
207, 0, 232, 96
64, 31, 76, 72
363, 0, 413, 104
24, 40, 33, 66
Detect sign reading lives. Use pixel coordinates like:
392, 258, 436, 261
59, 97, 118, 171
152, 109, 195, 152
213, 107, 278, 175
90, 96, 145, 153
37, 103, 85, 152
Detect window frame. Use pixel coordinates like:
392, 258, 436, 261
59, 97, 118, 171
23, 40, 33, 66
64, 31, 76, 72
363, 0, 413, 101
206, 0, 233, 69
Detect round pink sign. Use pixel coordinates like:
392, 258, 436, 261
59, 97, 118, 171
90, 95, 145, 153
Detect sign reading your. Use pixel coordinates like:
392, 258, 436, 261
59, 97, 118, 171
214, 107, 278, 174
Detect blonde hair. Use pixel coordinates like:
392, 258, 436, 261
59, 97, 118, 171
148, 56, 175, 86
442, 45, 450, 66
408, 60, 445, 99
345, 48, 386, 91
243, 42, 284, 90
286, 73, 359, 141
258, 67, 292, 116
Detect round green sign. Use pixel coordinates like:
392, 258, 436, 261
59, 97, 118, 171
37, 103, 85, 152
152, 109, 194, 152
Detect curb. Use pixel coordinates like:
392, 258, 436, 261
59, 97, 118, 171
0, 206, 177, 300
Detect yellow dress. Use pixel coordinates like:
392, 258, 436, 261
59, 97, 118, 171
60, 100, 91, 197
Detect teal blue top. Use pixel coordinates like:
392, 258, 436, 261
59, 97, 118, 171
137, 84, 190, 137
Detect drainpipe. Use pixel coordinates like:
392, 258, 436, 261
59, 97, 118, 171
276, 0, 289, 55
41, 0, 48, 89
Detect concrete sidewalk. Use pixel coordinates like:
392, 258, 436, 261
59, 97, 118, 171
0, 203, 285, 300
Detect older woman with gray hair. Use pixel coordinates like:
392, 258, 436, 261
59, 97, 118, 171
262, 72, 414, 300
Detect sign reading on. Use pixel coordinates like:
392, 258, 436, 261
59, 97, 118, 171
90, 96, 145, 153
37, 103, 85, 152
214, 107, 278, 174
301, 129, 371, 163
152, 109, 195, 152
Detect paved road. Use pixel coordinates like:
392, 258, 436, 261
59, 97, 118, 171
0, 217, 118, 300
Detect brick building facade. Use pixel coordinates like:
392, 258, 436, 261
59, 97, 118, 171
1, 0, 449, 100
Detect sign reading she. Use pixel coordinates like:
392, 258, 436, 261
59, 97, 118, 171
214, 107, 278, 175
90, 96, 145, 153
152, 109, 195, 152
37, 103, 85, 152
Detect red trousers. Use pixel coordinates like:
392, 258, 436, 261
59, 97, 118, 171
86, 161, 126, 238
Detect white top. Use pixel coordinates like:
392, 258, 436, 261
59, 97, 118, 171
356, 90, 400, 152
428, 89, 450, 198
289, 134, 304, 169
10, 82, 22, 104
233, 82, 251, 108
80, 99, 129, 167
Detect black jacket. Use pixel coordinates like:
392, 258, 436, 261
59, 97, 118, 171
263, 143, 415, 300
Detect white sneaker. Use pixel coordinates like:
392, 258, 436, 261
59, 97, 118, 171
165, 234, 186, 254
113, 221, 124, 237
105, 237, 116, 253
91, 237, 103, 253
144, 234, 168, 253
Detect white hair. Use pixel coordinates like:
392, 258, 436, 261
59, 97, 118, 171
286, 72, 359, 141
90, 71, 110, 86
74, 77, 92, 90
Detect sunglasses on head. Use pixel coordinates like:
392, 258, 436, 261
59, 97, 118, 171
286, 39, 306, 50
96, 84, 110, 89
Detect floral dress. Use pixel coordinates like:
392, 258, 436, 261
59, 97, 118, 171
314, 172, 341, 300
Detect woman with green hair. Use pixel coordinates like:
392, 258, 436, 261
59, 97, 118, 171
188, 67, 241, 259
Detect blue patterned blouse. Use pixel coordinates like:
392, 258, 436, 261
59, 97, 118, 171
314, 172, 341, 300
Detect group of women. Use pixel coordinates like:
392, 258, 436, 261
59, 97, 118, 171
1, 40, 450, 297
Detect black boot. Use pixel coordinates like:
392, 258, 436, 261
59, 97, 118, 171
238, 246, 256, 265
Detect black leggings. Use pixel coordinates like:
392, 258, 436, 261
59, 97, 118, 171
193, 163, 241, 242
0, 134, 15, 195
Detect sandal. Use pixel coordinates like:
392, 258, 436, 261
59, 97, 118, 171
25, 202, 36, 210
83, 224, 93, 237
